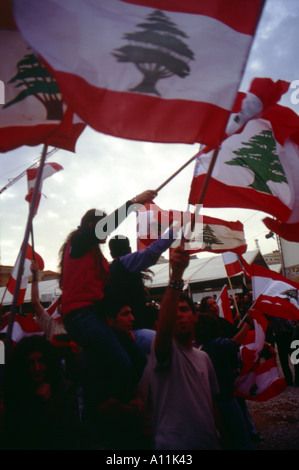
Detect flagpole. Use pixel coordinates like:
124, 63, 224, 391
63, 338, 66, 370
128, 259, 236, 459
4, 144, 49, 362
226, 274, 241, 324
155, 147, 204, 193
30, 225, 37, 282
180, 147, 220, 244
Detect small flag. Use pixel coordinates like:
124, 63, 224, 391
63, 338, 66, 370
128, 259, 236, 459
217, 285, 234, 324
25, 162, 63, 214
6, 244, 44, 306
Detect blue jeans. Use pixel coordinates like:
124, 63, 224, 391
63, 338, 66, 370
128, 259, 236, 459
216, 396, 253, 450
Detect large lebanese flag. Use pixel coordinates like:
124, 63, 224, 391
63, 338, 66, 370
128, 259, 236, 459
13, 0, 264, 147
189, 104, 299, 242
0, 20, 85, 152
137, 202, 247, 254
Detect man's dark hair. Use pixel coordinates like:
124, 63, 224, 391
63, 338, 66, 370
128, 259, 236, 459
179, 293, 196, 315
109, 235, 131, 259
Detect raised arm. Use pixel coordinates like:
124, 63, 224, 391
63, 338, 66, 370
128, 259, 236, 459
95, 189, 158, 242
233, 308, 256, 345
154, 245, 189, 363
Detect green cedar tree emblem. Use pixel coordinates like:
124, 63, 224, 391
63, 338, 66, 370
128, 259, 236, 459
112, 10, 194, 96
225, 130, 287, 194
203, 224, 223, 250
3, 50, 63, 120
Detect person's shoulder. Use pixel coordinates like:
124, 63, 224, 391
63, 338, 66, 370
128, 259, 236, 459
192, 346, 210, 360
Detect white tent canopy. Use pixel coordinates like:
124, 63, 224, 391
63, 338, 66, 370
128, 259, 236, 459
0, 249, 273, 307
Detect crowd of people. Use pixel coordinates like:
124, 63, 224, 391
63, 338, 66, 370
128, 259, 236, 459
0, 191, 297, 450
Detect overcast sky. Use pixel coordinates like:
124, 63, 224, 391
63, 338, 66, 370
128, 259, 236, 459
1, 0, 299, 273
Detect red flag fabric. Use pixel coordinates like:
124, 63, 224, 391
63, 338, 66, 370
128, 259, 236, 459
234, 312, 287, 401
6, 244, 44, 306
0, 23, 85, 153
239, 255, 299, 322
25, 162, 63, 214
189, 104, 299, 242
137, 202, 247, 254
225, 77, 289, 138
217, 285, 234, 324
222, 252, 244, 277
0, 313, 44, 344
13, 0, 264, 147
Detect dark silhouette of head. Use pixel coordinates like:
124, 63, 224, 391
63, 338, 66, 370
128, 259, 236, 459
109, 235, 131, 259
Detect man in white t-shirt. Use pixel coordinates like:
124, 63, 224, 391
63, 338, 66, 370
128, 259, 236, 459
150, 246, 220, 450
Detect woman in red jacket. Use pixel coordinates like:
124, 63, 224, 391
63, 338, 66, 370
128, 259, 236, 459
58, 190, 156, 380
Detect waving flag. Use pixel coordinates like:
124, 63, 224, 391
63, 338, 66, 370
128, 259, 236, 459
6, 244, 44, 306
0, 314, 44, 345
225, 77, 289, 138
189, 104, 299, 242
25, 162, 63, 214
222, 252, 244, 277
0, 21, 85, 152
13, 0, 264, 147
234, 312, 287, 401
137, 202, 247, 254
252, 266, 299, 322
238, 254, 299, 322
217, 285, 234, 324
0, 298, 62, 345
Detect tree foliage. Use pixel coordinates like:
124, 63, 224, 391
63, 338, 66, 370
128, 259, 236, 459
226, 130, 287, 194
112, 10, 194, 96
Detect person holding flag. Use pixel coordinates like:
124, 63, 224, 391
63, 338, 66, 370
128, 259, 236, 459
58, 189, 157, 401
195, 308, 258, 449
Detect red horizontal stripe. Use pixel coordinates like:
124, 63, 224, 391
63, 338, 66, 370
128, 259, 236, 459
201, 215, 244, 232
46, 70, 230, 147
189, 175, 291, 223
0, 123, 84, 153
256, 295, 299, 322
121, 0, 265, 35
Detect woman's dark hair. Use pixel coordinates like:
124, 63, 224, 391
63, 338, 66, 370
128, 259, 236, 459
58, 209, 107, 288
199, 296, 214, 313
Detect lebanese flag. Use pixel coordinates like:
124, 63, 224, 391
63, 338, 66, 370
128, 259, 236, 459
234, 356, 287, 402
222, 252, 244, 277
217, 285, 234, 324
25, 162, 63, 214
0, 21, 85, 153
6, 244, 44, 306
189, 104, 299, 242
0, 314, 44, 345
137, 202, 247, 254
250, 265, 299, 322
137, 202, 181, 251
13, 0, 264, 147
234, 311, 287, 401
